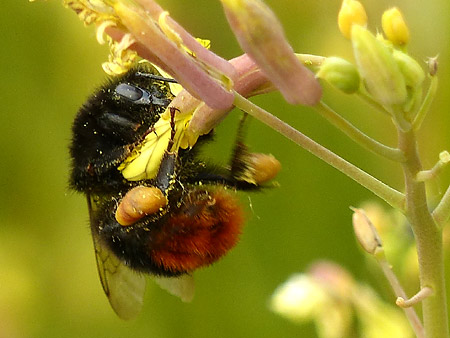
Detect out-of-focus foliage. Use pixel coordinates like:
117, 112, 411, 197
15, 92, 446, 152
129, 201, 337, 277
1, 0, 449, 337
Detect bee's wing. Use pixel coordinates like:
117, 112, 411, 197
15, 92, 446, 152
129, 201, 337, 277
152, 274, 195, 302
88, 195, 147, 320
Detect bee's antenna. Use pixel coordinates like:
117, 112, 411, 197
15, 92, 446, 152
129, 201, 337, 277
135, 72, 178, 83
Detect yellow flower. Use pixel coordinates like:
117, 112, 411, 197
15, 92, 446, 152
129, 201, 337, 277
118, 110, 193, 181
338, 0, 368, 39
382, 7, 410, 46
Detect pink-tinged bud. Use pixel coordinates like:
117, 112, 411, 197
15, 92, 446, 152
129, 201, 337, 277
112, 1, 234, 110
187, 54, 276, 136
221, 0, 322, 106
135, 0, 237, 81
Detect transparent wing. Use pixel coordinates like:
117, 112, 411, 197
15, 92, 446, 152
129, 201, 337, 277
153, 274, 195, 302
88, 195, 147, 320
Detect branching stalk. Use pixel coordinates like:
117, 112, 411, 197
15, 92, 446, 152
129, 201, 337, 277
398, 128, 449, 338
432, 185, 450, 228
315, 102, 405, 162
413, 76, 438, 130
377, 255, 425, 338
396, 287, 433, 309
416, 151, 450, 182
233, 92, 405, 211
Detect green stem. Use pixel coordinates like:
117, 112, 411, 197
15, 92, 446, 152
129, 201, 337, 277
432, 185, 450, 228
397, 128, 448, 338
233, 92, 405, 211
315, 102, 405, 162
416, 152, 449, 182
377, 256, 425, 338
413, 76, 438, 131
357, 89, 391, 116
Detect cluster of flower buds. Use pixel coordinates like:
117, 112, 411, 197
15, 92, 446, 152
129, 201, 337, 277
317, 0, 430, 131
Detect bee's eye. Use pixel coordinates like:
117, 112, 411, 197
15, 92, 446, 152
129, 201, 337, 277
115, 83, 144, 101
115, 82, 170, 107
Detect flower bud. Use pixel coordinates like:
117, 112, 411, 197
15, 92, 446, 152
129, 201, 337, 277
352, 25, 407, 107
351, 208, 382, 255
392, 50, 425, 90
338, 0, 368, 39
382, 7, 409, 46
317, 57, 360, 94
115, 186, 168, 226
440, 151, 450, 163
270, 274, 327, 322
221, 0, 322, 105
427, 56, 438, 76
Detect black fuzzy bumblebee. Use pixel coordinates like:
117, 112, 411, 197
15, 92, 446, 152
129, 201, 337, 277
70, 64, 280, 319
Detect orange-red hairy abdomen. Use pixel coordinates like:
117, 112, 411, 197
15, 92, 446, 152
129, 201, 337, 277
150, 187, 244, 274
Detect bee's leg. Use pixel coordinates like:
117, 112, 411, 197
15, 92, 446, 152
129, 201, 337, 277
228, 114, 252, 182
191, 113, 280, 190
226, 113, 281, 189
155, 107, 179, 195
155, 152, 177, 195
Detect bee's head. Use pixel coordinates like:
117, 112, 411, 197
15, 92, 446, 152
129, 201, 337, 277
81, 65, 173, 144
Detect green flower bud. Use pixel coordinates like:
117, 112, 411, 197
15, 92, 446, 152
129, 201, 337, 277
352, 25, 407, 107
317, 57, 360, 94
392, 50, 425, 89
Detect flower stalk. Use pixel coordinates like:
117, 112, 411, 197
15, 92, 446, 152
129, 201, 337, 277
398, 128, 449, 338
351, 207, 424, 337
396, 287, 433, 309
377, 256, 425, 338
432, 184, 450, 228
416, 151, 450, 182
314, 102, 405, 162
233, 92, 405, 211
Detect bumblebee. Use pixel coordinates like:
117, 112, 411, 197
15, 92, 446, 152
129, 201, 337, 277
69, 64, 280, 319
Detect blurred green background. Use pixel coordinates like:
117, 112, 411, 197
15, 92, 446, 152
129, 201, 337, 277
1, 0, 450, 337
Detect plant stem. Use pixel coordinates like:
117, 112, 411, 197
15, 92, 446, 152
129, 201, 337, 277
433, 185, 450, 228
315, 102, 405, 162
377, 257, 425, 338
357, 89, 391, 116
397, 128, 448, 338
233, 92, 405, 210
413, 76, 438, 131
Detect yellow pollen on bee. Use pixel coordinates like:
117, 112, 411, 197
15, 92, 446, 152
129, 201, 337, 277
115, 186, 168, 226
